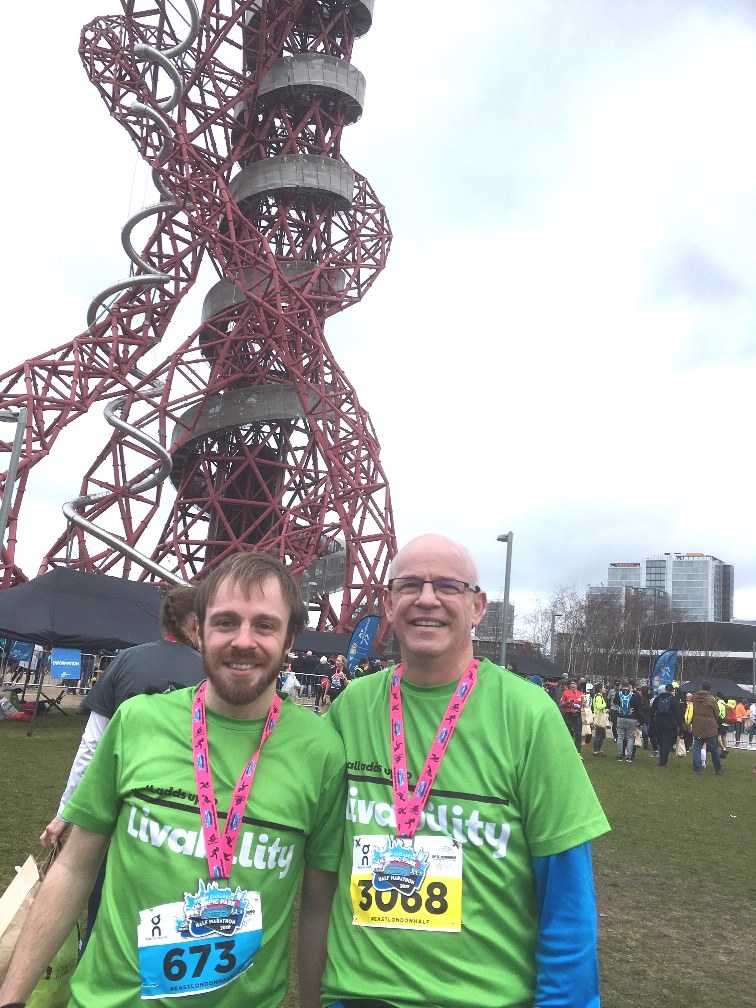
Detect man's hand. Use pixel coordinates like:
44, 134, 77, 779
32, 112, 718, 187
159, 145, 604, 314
40, 817, 69, 848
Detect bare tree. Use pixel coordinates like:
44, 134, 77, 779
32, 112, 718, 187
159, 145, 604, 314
526, 585, 683, 683
673, 622, 730, 680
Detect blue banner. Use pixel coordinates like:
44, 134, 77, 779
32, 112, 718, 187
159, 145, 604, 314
50, 647, 82, 681
346, 615, 380, 676
8, 640, 34, 663
652, 650, 677, 694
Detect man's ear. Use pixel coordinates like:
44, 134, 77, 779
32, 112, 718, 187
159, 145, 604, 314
471, 590, 487, 629
383, 586, 395, 624
189, 615, 200, 649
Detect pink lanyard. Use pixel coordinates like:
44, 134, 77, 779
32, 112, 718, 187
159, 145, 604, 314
191, 681, 282, 880
390, 660, 479, 839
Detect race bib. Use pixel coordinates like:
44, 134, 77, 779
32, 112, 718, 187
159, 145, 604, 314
350, 835, 462, 932
137, 880, 262, 999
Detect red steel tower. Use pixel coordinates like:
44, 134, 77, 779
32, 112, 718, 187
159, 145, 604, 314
0, 0, 395, 634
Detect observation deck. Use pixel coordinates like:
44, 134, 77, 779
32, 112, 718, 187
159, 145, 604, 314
258, 54, 366, 124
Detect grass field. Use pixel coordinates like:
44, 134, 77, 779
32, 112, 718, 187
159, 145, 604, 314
1, 709, 754, 1008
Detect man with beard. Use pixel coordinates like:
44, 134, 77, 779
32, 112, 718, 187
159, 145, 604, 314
0, 553, 345, 1008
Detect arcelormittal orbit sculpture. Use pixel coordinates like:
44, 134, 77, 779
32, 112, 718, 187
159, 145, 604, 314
0, 0, 395, 634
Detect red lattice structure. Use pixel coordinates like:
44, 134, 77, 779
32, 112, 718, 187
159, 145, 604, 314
0, 0, 395, 635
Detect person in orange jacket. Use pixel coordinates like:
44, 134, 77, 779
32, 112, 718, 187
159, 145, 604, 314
559, 678, 584, 754
734, 699, 750, 746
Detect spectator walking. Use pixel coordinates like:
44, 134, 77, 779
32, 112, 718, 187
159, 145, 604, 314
681, 692, 694, 753
282, 666, 303, 700
298, 649, 320, 698
591, 684, 608, 756
327, 655, 348, 705
734, 699, 750, 747
559, 678, 585, 754
650, 684, 682, 767
691, 681, 725, 776
615, 679, 642, 762
748, 700, 756, 749
607, 679, 621, 740
715, 692, 730, 756
581, 683, 594, 747
316, 655, 333, 712
637, 686, 653, 752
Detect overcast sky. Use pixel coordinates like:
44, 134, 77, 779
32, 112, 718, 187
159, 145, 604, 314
2, 1, 755, 628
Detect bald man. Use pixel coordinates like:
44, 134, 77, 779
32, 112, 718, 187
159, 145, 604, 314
322, 534, 610, 1008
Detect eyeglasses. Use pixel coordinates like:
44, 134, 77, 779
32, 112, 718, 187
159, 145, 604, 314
387, 577, 481, 597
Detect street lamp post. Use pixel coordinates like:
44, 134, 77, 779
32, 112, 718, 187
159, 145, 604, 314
496, 532, 513, 667
550, 612, 563, 663
0, 407, 27, 561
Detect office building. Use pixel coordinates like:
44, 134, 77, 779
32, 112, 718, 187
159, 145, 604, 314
475, 599, 515, 644
607, 563, 642, 589
606, 553, 734, 622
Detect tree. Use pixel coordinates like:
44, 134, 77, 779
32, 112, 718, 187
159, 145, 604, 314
524, 585, 680, 683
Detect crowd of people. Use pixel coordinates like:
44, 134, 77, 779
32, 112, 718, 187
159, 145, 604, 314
279, 652, 388, 710
539, 673, 755, 771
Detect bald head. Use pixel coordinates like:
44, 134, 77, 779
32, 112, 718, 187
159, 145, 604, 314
389, 533, 480, 585
385, 533, 486, 683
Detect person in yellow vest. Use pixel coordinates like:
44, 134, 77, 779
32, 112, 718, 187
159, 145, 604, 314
591, 684, 609, 756
714, 693, 729, 756
681, 693, 694, 754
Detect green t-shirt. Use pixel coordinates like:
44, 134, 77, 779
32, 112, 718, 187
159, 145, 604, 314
322, 659, 610, 1008
63, 686, 345, 1008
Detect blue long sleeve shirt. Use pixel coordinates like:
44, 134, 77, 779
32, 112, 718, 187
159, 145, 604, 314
531, 842, 600, 1007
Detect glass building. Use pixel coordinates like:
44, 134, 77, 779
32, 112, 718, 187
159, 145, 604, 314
475, 599, 515, 643
607, 563, 643, 588
607, 554, 734, 622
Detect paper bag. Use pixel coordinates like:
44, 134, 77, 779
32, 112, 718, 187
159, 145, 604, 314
0, 855, 42, 981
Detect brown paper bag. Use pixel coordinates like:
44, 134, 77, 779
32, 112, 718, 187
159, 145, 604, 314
0, 855, 42, 981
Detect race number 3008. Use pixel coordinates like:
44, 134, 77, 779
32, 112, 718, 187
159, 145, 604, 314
351, 875, 461, 932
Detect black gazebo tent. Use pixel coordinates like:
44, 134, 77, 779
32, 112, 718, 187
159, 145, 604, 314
679, 678, 755, 702
0, 569, 163, 735
0, 568, 162, 651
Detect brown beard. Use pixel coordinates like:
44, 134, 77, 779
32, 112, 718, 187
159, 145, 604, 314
204, 662, 281, 711
202, 634, 292, 714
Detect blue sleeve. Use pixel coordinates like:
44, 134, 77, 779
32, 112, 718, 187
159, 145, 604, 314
531, 842, 600, 1008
